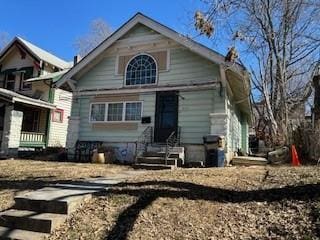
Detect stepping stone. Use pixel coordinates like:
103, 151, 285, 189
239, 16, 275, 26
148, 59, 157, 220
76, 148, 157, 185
14, 187, 96, 214
0, 226, 49, 240
0, 171, 144, 239
0, 209, 67, 234
232, 156, 268, 166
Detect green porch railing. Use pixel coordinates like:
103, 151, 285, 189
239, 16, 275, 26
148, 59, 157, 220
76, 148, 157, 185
20, 132, 46, 148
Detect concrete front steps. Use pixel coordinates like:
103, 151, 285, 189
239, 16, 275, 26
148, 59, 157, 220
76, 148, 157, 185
133, 146, 185, 170
0, 177, 129, 240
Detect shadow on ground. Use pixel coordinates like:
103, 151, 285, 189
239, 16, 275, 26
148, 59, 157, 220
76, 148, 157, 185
1, 177, 320, 239
96, 180, 320, 240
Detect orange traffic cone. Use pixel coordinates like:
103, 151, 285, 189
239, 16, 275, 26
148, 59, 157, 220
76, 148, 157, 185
291, 144, 301, 166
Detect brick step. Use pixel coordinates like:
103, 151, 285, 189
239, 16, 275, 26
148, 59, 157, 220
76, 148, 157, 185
0, 226, 49, 240
0, 209, 66, 234
137, 156, 177, 166
132, 163, 175, 170
14, 187, 94, 214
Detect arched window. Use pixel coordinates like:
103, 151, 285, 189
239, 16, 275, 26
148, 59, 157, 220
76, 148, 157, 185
125, 54, 157, 86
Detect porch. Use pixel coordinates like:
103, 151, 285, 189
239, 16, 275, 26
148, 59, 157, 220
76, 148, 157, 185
20, 132, 46, 148
0, 88, 55, 156
15, 104, 49, 148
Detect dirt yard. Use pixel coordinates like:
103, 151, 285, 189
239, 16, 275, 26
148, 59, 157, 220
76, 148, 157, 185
0, 160, 131, 211
1, 160, 320, 239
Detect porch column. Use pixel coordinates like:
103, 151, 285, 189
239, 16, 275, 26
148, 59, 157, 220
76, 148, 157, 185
66, 116, 80, 153
1, 105, 23, 157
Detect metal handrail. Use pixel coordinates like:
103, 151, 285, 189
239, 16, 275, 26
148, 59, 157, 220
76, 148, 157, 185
135, 126, 153, 161
165, 128, 180, 165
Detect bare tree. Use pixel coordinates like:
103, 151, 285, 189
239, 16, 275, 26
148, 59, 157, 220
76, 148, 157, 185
74, 18, 112, 57
0, 32, 9, 51
195, 0, 320, 145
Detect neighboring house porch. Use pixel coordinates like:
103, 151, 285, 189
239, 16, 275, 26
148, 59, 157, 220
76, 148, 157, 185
0, 88, 55, 156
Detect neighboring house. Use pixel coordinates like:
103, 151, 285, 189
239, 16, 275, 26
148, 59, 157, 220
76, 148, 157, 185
57, 13, 251, 164
0, 37, 72, 156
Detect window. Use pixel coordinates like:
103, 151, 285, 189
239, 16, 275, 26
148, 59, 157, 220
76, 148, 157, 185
125, 54, 157, 86
107, 103, 123, 121
22, 109, 40, 132
90, 103, 105, 122
90, 101, 142, 123
125, 102, 142, 121
20, 67, 33, 90
5, 70, 16, 91
52, 109, 64, 123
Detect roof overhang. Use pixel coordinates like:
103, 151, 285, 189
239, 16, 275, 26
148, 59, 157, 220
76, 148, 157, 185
26, 69, 68, 83
0, 89, 56, 109
0, 37, 69, 70
225, 69, 252, 122
56, 12, 246, 89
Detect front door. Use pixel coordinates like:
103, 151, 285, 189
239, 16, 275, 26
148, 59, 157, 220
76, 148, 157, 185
154, 91, 178, 143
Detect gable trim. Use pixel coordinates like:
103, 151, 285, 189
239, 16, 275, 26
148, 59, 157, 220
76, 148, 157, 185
56, 13, 245, 88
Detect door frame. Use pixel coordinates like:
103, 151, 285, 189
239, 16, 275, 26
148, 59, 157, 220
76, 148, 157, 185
154, 91, 179, 143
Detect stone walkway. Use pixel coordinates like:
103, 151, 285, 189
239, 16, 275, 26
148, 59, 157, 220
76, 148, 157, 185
0, 170, 143, 240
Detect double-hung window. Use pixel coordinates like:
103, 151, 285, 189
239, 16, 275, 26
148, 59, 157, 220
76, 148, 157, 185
107, 103, 123, 121
20, 67, 33, 91
5, 70, 16, 91
90, 102, 142, 123
90, 103, 106, 122
125, 102, 142, 121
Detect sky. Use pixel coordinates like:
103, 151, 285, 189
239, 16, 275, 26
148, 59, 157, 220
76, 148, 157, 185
0, 0, 229, 62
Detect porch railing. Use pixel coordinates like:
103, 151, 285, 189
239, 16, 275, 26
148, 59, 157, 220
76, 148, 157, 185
20, 132, 46, 147
165, 126, 181, 165
135, 126, 153, 161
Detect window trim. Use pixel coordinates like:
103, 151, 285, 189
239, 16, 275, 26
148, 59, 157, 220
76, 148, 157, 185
124, 53, 158, 87
106, 101, 124, 122
52, 108, 64, 123
89, 102, 106, 123
19, 67, 33, 91
4, 69, 16, 91
89, 101, 143, 123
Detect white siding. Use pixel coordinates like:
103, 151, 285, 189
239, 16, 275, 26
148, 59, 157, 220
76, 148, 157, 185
47, 89, 72, 147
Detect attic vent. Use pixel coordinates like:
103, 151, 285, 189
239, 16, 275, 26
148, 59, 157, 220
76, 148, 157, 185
117, 50, 168, 75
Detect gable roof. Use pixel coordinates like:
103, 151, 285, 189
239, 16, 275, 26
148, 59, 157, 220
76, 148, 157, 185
56, 12, 246, 88
0, 37, 71, 69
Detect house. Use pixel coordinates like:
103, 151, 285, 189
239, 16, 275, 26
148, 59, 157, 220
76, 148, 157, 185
57, 13, 251, 164
0, 37, 72, 157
